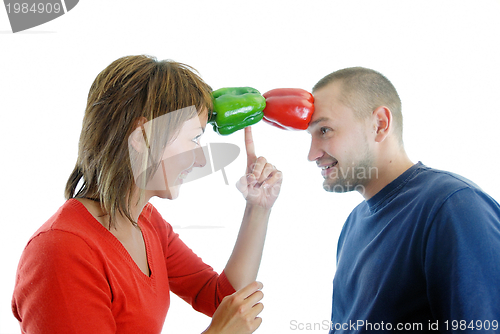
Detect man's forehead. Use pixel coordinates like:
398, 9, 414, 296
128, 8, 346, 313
313, 80, 342, 95
308, 85, 350, 132
309, 88, 336, 127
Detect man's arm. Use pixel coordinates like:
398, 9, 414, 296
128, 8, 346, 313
425, 187, 500, 331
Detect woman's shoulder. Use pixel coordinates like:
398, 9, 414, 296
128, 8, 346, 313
26, 199, 113, 254
139, 202, 175, 240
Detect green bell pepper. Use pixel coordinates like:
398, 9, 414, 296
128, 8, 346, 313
210, 87, 266, 135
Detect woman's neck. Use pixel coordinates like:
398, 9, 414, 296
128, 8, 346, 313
76, 190, 151, 230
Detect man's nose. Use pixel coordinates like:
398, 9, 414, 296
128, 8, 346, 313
307, 137, 322, 162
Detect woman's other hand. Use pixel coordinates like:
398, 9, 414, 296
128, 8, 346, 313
204, 281, 264, 334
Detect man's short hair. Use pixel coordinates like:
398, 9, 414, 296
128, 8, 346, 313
313, 67, 403, 143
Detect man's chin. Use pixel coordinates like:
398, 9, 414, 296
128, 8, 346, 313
323, 180, 343, 193
322, 179, 360, 193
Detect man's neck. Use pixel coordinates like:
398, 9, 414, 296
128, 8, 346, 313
361, 151, 414, 200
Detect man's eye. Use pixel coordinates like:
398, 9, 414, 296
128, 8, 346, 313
320, 127, 331, 135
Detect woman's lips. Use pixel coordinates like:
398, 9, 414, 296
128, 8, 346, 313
178, 169, 192, 180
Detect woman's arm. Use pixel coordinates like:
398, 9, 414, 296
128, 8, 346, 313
204, 281, 264, 334
224, 126, 283, 290
160, 212, 265, 333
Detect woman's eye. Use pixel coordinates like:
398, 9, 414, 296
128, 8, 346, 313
192, 135, 202, 145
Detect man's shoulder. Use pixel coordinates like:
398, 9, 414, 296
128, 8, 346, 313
417, 164, 479, 187
407, 164, 482, 199
398, 164, 500, 222
354, 163, 490, 218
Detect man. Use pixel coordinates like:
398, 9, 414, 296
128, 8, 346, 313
307, 67, 500, 333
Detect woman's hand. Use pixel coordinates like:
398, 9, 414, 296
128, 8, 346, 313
204, 281, 264, 334
236, 127, 282, 209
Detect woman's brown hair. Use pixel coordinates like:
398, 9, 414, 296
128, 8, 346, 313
65, 55, 212, 228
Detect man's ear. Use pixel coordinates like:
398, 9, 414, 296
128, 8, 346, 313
128, 117, 149, 152
372, 106, 392, 143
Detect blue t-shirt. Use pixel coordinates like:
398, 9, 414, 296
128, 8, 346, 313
330, 162, 500, 333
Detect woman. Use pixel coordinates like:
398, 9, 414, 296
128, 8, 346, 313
12, 55, 282, 333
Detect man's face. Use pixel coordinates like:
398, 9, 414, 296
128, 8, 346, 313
307, 82, 375, 194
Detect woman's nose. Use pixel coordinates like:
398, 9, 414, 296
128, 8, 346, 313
194, 146, 207, 168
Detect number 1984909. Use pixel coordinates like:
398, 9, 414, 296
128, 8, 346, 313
6, 2, 62, 14
444, 320, 498, 331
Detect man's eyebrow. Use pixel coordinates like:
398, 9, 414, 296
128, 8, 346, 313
308, 117, 330, 128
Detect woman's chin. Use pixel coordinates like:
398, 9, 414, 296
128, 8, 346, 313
154, 185, 181, 200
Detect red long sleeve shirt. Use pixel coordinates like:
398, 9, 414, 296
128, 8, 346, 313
12, 199, 235, 333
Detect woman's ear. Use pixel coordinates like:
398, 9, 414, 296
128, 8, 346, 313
372, 106, 392, 143
128, 117, 149, 152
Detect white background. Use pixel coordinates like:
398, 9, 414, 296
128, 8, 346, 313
1, 0, 500, 333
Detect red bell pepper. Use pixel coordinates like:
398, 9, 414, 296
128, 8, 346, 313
262, 88, 314, 130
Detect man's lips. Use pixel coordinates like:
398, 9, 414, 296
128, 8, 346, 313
318, 161, 338, 170
319, 161, 338, 177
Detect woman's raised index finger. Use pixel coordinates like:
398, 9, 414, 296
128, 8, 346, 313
245, 126, 257, 161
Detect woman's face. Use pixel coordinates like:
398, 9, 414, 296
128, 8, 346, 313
129, 110, 208, 200
151, 112, 208, 200
161, 112, 207, 199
